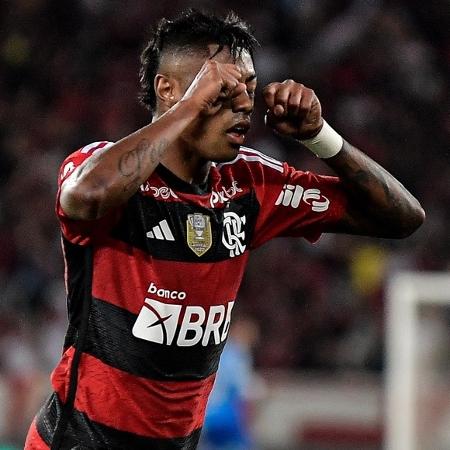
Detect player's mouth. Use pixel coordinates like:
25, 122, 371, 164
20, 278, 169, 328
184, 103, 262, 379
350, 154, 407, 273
225, 120, 250, 146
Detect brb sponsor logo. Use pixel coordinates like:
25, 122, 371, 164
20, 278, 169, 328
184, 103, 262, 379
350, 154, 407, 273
132, 298, 234, 347
275, 184, 329, 212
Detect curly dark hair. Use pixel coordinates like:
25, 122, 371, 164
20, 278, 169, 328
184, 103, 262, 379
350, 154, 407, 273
139, 9, 258, 112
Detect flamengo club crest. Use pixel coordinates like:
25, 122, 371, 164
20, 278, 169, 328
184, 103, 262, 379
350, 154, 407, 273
186, 213, 212, 257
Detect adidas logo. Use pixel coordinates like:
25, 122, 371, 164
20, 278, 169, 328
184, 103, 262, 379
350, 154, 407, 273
146, 220, 175, 241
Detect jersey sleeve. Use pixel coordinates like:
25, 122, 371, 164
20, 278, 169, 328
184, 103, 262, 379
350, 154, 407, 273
56, 141, 121, 245
251, 160, 349, 248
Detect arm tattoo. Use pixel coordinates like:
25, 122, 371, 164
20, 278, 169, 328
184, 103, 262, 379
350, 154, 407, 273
339, 152, 406, 217
118, 139, 167, 177
118, 139, 168, 191
118, 139, 149, 177
325, 141, 424, 236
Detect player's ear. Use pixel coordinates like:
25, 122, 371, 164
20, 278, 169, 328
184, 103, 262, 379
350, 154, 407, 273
154, 74, 181, 109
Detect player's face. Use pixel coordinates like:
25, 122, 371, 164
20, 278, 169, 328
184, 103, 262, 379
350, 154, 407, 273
180, 47, 257, 162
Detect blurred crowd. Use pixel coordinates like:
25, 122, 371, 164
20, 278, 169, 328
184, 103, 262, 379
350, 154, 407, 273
0, 0, 449, 445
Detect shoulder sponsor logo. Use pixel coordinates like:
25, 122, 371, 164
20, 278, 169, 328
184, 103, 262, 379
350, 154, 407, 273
146, 220, 175, 241
275, 184, 329, 212
210, 181, 243, 207
140, 184, 178, 199
186, 213, 212, 257
132, 298, 234, 347
222, 212, 246, 257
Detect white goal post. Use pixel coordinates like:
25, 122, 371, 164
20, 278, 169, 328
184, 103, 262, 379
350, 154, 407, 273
385, 271, 450, 450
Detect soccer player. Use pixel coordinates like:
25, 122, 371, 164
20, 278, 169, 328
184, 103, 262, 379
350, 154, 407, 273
25, 9, 424, 450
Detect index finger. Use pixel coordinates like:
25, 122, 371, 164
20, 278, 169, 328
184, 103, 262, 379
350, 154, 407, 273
262, 83, 279, 109
216, 63, 242, 80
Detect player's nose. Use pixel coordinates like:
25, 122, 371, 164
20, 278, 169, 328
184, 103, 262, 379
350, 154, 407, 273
231, 90, 254, 114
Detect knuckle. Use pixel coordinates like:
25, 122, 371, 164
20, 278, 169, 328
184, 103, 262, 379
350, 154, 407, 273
276, 89, 289, 100
207, 60, 220, 73
263, 82, 278, 92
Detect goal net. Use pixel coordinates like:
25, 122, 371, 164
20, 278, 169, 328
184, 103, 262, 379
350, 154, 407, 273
385, 272, 450, 450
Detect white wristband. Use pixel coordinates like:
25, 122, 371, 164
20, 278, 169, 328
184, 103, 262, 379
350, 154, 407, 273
300, 120, 344, 159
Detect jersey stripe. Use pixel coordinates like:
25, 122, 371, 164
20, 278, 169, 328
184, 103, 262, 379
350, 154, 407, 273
80, 141, 113, 154
239, 146, 284, 167
51, 347, 214, 438
36, 393, 202, 449
24, 419, 49, 450
110, 193, 258, 262
220, 151, 284, 173
92, 241, 247, 314
80, 297, 226, 380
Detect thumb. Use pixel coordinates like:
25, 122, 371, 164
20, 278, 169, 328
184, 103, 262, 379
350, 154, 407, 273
264, 109, 279, 128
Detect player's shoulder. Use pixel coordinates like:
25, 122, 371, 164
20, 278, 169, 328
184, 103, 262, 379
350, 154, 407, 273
218, 146, 286, 176
59, 141, 114, 182
68, 141, 114, 160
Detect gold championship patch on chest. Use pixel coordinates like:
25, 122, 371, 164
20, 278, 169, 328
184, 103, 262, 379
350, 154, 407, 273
186, 213, 212, 257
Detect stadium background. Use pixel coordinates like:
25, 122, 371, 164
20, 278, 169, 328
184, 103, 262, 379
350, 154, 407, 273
0, 0, 449, 448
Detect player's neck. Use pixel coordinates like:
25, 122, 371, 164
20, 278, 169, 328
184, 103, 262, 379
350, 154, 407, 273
160, 143, 211, 185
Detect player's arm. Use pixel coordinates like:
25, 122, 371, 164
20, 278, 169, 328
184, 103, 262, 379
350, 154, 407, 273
60, 61, 247, 221
263, 80, 425, 238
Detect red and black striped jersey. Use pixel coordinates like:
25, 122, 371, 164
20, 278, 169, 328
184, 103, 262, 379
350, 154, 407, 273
32, 141, 348, 450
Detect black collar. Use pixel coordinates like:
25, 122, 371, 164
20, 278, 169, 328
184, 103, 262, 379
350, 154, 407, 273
155, 164, 210, 195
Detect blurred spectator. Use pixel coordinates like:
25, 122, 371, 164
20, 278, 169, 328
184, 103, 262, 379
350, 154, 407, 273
200, 317, 260, 450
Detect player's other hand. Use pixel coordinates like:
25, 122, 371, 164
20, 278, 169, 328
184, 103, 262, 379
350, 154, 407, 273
182, 60, 246, 116
263, 80, 323, 140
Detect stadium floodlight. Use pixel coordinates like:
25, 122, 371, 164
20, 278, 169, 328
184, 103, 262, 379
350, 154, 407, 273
385, 272, 450, 450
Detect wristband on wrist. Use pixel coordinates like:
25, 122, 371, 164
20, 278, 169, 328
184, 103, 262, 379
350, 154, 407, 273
299, 120, 344, 159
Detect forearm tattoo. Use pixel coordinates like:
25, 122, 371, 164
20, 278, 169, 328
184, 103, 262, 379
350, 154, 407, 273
327, 141, 423, 234
118, 139, 168, 192
339, 143, 409, 214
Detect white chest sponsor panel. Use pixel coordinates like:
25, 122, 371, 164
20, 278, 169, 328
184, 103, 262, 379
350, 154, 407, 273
132, 299, 235, 347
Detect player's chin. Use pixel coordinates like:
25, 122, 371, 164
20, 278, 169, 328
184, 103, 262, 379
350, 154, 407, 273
211, 143, 240, 163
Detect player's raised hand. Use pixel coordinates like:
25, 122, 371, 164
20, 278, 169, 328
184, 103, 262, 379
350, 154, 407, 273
182, 60, 247, 115
263, 80, 323, 139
